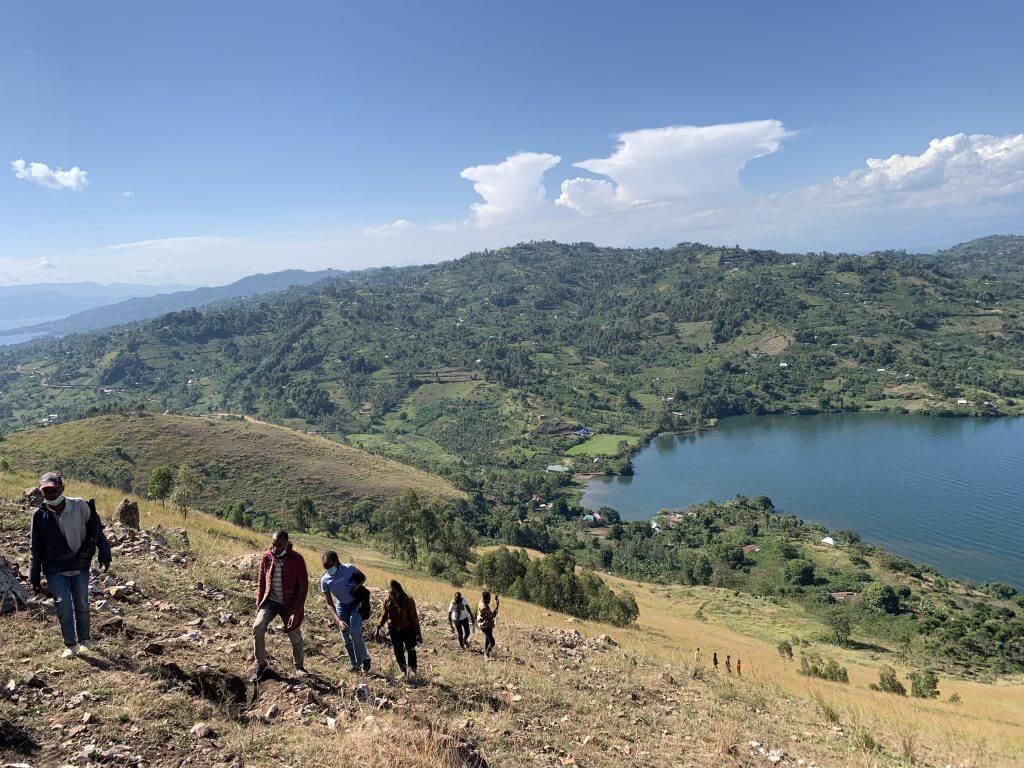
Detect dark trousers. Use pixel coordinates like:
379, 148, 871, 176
391, 627, 417, 672
482, 626, 495, 655
455, 618, 471, 647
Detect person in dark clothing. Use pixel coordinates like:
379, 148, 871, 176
712, 652, 719, 671
376, 580, 421, 677
477, 590, 500, 659
252, 530, 309, 680
448, 591, 476, 648
725, 655, 732, 674
29, 472, 112, 658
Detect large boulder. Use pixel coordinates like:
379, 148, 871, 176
116, 498, 141, 530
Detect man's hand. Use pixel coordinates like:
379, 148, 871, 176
337, 619, 349, 632
99, 561, 110, 573
285, 612, 303, 632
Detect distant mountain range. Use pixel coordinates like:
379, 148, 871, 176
0, 269, 342, 341
0, 281, 193, 329
923, 234, 1024, 280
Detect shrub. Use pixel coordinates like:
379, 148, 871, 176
909, 668, 940, 698
783, 558, 815, 586
862, 582, 901, 614
799, 651, 849, 683
777, 640, 794, 660
869, 665, 907, 695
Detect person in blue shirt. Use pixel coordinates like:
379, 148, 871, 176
320, 550, 371, 672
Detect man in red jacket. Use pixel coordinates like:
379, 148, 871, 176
252, 530, 309, 680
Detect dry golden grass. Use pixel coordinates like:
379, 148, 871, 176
2, 469, 1024, 767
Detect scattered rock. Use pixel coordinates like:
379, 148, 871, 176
115, 498, 140, 530
190, 721, 215, 739
265, 703, 280, 721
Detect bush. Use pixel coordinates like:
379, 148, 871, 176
777, 640, 794, 660
869, 665, 907, 695
475, 547, 639, 626
783, 558, 816, 586
909, 668, 940, 699
799, 651, 849, 683
862, 582, 900, 614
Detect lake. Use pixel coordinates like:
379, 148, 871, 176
0, 314, 61, 347
581, 413, 1024, 588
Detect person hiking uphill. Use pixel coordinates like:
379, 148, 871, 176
712, 652, 719, 671
29, 472, 112, 658
320, 550, 371, 673
376, 580, 422, 678
448, 591, 476, 649
252, 530, 308, 680
478, 591, 500, 659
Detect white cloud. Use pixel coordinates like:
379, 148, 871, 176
37, 260, 57, 270
362, 219, 417, 237
122, 191, 134, 198
557, 120, 789, 213
460, 151, 561, 227
788, 132, 1024, 209
11, 159, 89, 191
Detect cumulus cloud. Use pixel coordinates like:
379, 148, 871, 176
460, 151, 561, 227
362, 219, 417, 237
37, 260, 57, 270
789, 132, 1024, 209
10, 159, 89, 191
557, 120, 789, 213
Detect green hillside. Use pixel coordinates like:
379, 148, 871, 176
0, 412, 460, 520
926, 234, 1024, 279
3, 240, 1023, 481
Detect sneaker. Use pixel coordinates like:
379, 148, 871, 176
294, 666, 309, 678
77, 641, 92, 653
348, 664, 361, 673
362, 658, 371, 673
61, 646, 77, 659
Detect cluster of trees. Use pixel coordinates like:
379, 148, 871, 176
147, 464, 203, 519
476, 547, 639, 626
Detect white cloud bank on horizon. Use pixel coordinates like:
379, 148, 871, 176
11, 159, 89, 191
364, 123, 1024, 253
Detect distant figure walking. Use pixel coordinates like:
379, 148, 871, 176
736, 658, 742, 676
377, 580, 422, 678
694, 646, 702, 666
29, 472, 112, 658
712, 652, 719, 671
725, 655, 732, 674
478, 591, 500, 659
252, 530, 308, 680
320, 550, 371, 673
449, 591, 476, 648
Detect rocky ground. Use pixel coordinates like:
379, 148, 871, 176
0, 495, 990, 767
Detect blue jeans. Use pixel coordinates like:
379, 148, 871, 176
337, 602, 368, 666
47, 571, 90, 648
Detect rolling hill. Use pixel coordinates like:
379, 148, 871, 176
0, 413, 460, 520
0, 281, 192, 329
1, 268, 342, 340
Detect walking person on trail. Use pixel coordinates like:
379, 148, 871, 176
712, 652, 719, 671
737, 658, 742, 676
725, 655, 732, 674
29, 472, 112, 658
252, 530, 309, 680
376, 580, 422, 678
320, 550, 371, 673
477, 591, 500, 660
694, 646, 702, 666
448, 591, 476, 648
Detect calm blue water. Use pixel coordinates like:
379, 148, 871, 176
0, 315, 60, 347
582, 414, 1024, 588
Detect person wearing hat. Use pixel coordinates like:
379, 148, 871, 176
29, 472, 112, 658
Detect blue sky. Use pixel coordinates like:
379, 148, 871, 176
3, 1, 1023, 285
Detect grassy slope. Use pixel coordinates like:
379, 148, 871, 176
0, 413, 461, 513
1, 472, 1022, 767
